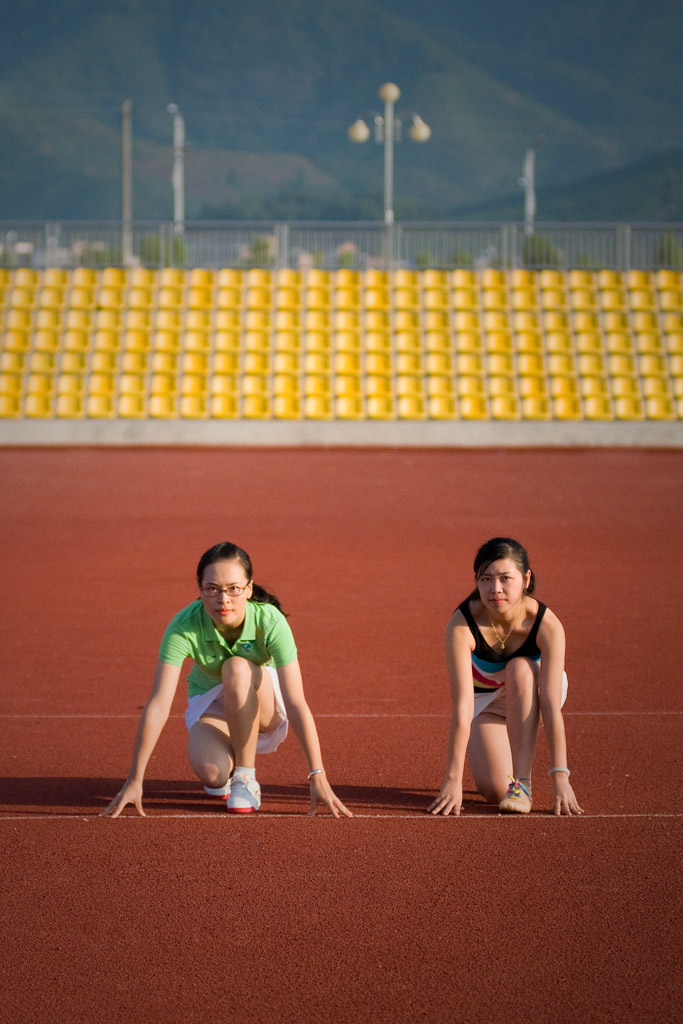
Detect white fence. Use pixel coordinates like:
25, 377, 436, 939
1, 220, 682, 271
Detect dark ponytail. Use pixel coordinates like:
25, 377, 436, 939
196, 542, 286, 613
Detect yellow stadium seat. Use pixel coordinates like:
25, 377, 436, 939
428, 395, 457, 419
396, 375, 423, 398
364, 287, 390, 311
422, 269, 448, 289
366, 352, 392, 375
397, 395, 427, 419
119, 372, 146, 396
334, 394, 365, 419
584, 396, 613, 420
577, 354, 606, 376
645, 397, 677, 420
273, 373, 300, 398
210, 394, 239, 419
28, 351, 56, 374
88, 373, 116, 397
457, 353, 485, 375
366, 396, 396, 419
545, 332, 572, 355
581, 376, 610, 399
0, 351, 25, 373
454, 332, 482, 354
639, 354, 667, 376
304, 352, 330, 375
148, 394, 178, 418
636, 332, 664, 355
212, 352, 238, 375
425, 353, 453, 376
117, 394, 146, 418
599, 289, 628, 313
304, 331, 331, 354
655, 269, 681, 290
365, 330, 391, 354
576, 332, 603, 355
216, 269, 243, 289
451, 269, 476, 289
608, 354, 637, 376
24, 393, 53, 417
459, 394, 489, 419
516, 331, 543, 354
512, 311, 541, 333
365, 375, 393, 398
93, 329, 120, 353
610, 375, 640, 398
658, 290, 683, 312
543, 311, 570, 332
30, 329, 59, 354
364, 269, 389, 288
423, 288, 449, 312
211, 374, 238, 398
568, 270, 596, 290
396, 353, 422, 375
426, 375, 454, 397
641, 376, 672, 399
482, 288, 508, 312
274, 395, 303, 419
569, 289, 598, 312
520, 375, 548, 398
213, 330, 239, 353
670, 354, 683, 376
626, 270, 653, 290
613, 396, 645, 420
491, 395, 521, 420
510, 288, 539, 313
488, 353, 515, 375
393, 287, 420, 311
424, 331, 452, 354
457, 375, 485, 398
303, 394, 333, 419
550, 375, 579, 398
215, 286, 241, 310
71, 268, 97, 289
304, 269, 331, 289
186, 287, 213, 311
394, 331, 422, 354
488, 375, 516, 397
0, 394, 21, 417
5, 308, 32, 330
55, 393, 84, 418
605, 332, 633, 355
85, 394, 114, 418
336, 330, 361, 354
452, 288, 478, 313
553, 396, 583, 420
180, 395, 210, 418
522, 396, 552, 420
123, 329, 150, 353
0, 372, 22, 396
485, 331, 513, 354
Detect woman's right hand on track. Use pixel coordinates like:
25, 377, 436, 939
427, 779, 463, 816
100, 779, 145, 818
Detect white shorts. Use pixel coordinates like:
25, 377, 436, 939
184, 665, 289, 754
473, 671, 569, 720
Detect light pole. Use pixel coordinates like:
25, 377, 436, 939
167, 103, 185, 235
348, 82, 431, 225
519, 147, 536, 236
121, 98, 133, 266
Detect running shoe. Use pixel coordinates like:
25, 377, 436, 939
226, 772, 261, 813
204, 781, 231, 799
499, 777, 532, 814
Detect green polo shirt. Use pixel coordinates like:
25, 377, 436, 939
159, 599, 298, 697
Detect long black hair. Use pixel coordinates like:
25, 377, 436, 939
196, 542, 285, 612
468, 537, 536, 599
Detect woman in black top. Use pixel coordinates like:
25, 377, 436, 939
428, 538, 583, 817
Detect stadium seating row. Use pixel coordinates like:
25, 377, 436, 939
1, 267, 682, 421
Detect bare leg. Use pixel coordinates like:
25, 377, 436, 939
467, 713, 512, 803
187, 718, 234, 788
221, 657, 279, 769
504, 657, 540, 782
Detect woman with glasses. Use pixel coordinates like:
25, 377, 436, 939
102, 541, 351, 818
427, 537, 583, 818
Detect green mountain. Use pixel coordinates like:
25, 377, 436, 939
0, 0, 681, 221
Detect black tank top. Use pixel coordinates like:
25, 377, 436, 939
457, 598, 547, 665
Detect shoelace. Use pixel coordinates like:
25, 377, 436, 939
233, 772, 260, 795
506, 777, 530, 798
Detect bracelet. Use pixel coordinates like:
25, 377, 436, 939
547, 767, 571, 777
307, 768, 324, 780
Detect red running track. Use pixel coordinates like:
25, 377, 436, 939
1, 447, 682, 1024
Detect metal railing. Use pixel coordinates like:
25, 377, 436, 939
1, 220, 682, 272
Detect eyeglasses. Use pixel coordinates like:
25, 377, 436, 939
200, 583, 251, 598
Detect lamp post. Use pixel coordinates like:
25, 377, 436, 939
121, 98, 133, 266
519, 147, 536, 236
348, 82, 431, 225
167, 103, 185, 235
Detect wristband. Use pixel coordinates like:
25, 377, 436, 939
308, 768, 324, 780
547, 767, 570, 777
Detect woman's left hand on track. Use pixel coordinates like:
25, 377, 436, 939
308, 773, 353, 818
552, 775, 584, 816
100, 780, 145, 818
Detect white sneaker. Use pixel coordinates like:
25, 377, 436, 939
204, 781, 231, 799
226, 772, 261, 813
